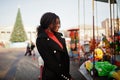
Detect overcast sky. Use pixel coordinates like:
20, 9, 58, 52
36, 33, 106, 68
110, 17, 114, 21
0, 0, 119, 30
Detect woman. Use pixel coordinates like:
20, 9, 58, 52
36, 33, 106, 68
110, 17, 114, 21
36, 12, 72, 80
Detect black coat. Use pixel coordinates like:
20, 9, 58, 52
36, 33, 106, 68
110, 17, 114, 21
36, 29, 71, 80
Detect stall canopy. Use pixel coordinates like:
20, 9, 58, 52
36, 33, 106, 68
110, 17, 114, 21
94, 0, 120, 18
95, 0, 116, 3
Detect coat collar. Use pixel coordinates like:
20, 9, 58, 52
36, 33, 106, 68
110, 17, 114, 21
46, 35, 65, 52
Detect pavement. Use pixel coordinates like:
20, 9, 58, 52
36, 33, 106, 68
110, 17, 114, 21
0, 48, 87, 80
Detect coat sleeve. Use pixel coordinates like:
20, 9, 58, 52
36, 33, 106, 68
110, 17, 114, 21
62, 39, 71, 74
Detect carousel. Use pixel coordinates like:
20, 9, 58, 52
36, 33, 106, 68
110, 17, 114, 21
77, 0, 120, 80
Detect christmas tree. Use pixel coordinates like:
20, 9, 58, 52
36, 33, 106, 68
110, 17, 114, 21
10, 8, 27, 42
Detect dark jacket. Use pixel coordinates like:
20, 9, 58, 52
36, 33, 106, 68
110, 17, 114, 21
36, 28, 71, 80
31, 43, 35, 50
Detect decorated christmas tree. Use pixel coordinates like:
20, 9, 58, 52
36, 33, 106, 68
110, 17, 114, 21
10, 8, 27, 42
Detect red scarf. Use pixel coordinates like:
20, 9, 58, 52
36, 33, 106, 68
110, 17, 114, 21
45, 30, 63, 49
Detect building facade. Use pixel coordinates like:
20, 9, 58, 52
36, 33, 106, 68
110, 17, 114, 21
102, 18, 120, 37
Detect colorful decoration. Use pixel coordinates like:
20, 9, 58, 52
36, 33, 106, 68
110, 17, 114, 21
85, 60, 93, 71
102, 34, 110, 48
89, 39, 96, 52
109, 70, 120, 80
94, 48, 104, 61
68, 28, 79, 44
114, 32, 120, 53
95, 61, 117, 76
69, 31, 74, 40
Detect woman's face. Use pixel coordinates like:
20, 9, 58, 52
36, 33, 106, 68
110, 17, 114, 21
49, 18, 60, 32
